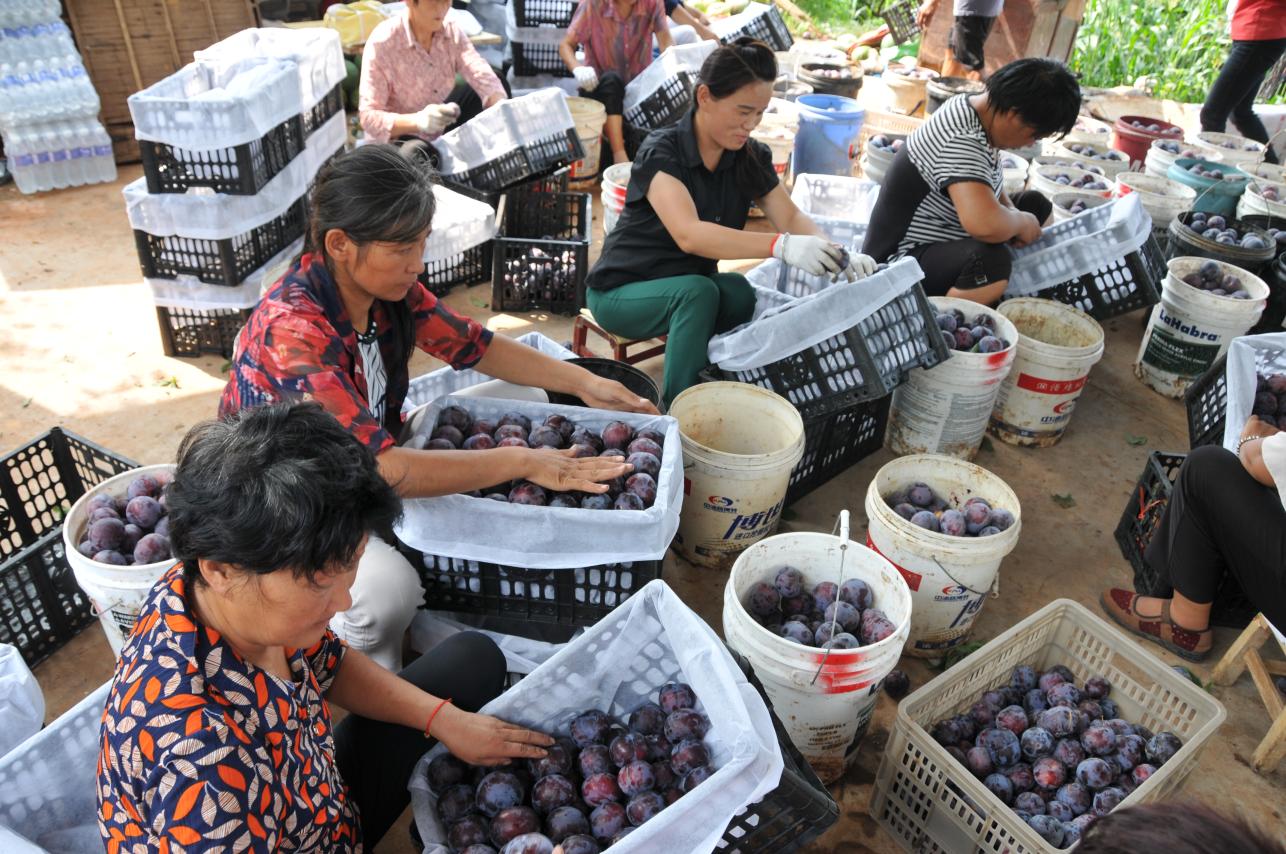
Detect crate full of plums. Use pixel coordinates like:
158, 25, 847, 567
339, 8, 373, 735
409, 580, 799, 853
491, 191, 591, 315
871, 598, 1225, 853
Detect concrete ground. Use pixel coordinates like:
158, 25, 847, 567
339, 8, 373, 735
3, 137, 1284, 849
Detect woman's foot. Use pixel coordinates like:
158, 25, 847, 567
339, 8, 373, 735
1099, 588, 1213, 662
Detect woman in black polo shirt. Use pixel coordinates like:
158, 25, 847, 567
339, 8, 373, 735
585, 38, 875, 406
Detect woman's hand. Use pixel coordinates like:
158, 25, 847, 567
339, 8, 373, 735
773, 234, 846, 276
916, 0, 939, 29
1009, 212, 1043, 248
577, 375, 661, 414
522, 448, 633, 493
432, 704, 554, 766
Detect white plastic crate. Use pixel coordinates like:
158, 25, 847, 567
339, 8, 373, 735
623, 40, 716, 123
871, 599, 1226, 854
128, 56, 303, 150
401, 331, 575, 413
775, 217, 869, 298
194, 27, 345, 113
1006, 193, 1152, 297
433, 88, 575, 178
425, 183, 497, 262
790, 173, 881, 222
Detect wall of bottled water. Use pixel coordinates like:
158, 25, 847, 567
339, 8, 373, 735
0, 0, 117, 193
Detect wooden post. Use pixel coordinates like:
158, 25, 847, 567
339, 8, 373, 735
109, 0, 145, 92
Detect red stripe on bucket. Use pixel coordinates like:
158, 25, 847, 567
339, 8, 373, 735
1015, 373, 1088, 395
866, 535, 922, 592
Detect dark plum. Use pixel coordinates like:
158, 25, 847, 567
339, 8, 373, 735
1075, 757, 1114, 790
626, 452, 660, 480
125, 495, 161, 529
92, 549, 126, 565
126, 474, 162, 500
498, 413, 533, 433
650, 759, 676, 789
614, 493, 646, 511
601, 421, 634, 451
568, 443, 598, 459
1032, 756, 1066, 790
477, 771, 526, 817
643, 733, 672, 763
1132, 763, 1157, 785
428, 753, 469, 794
745, 582, 780, 617
995, 705, 1029, 737
495, 424, 527, 442
1015, 791, 1046, 815
983, 772, 1015, 805
670, 739, 710, 776
581, 494, 613, 510
1046, 682, 1082, 708
859, 608, 896, 645
909, 510, 940, 532
491, 806, 542, 847
528, 426, 564, 449
907, 482, 934, 507
497, 437, 530, 449
449, 815, 491, 849
1099, 698, 1120, 720
779, 622, 813, 645
426, 438, 457, 450
680, 765, 713, 792
952, 713, 978, 742
1007, 763, 1035, 793
470, 419, 498, 437
464, 434, 498, 450
570, 710, 612, 748
812, 581, 838, 612
1055, 782, 1091, 816
1080, 725, 1117, 757
1038, 671, 1068, 693
612, 828, 636, 843
1024, 688, 1050, 718
499, 832, 553, 854
658, 682, 695, 714
76, 540, 96, 558
838, 578, 873, 610
531, 775, 576, 814
617, 761, 654, 797
509, 483, 549, 506
823, 601, 861, 634
548, 493, 580, 508
774, 566, 804, 598
970, 700, 996, 728
1036, 707, 1077, 738
439, 783, 477, 823
529, 742, 575, 780
780, 591, 815, 618
1011, 665, 1039, 693
599, 448, 626, 460
1146, 732, 1182, 766
133, 533, 171, 565
628, 702, 666, 736
88, 506, 121, 524
1027, 814, 1065, 846
1046, 800, 1073, 823
432, 425, 466, 448
578, 745, 612, 778
883, 669, 911, 699
965, 746, 994, 777
1083, 676, 1111, 699
939, 509, 967, 536
625, 473, 657, 505
1115, 734, 1146, 770
932, 718, 965, 746
625, 790, 666, 826
977, 727, 1022, 767
558, 834, 599, 854
1078, 699, 1104, 721
544, 415, 576, 442
570, 428, 603, 452
664, 709, 710, 743
1053, 738, 1085, 769
626, 437, 663, 459
1092, 786, 1126, 817
438, 405, 474, 433
588, 801, 626, 840
580, 773, 621, 808
545, 805, 590, 843
88, 517, 126, 552
609, 733, 648, 767
1021, 727, 1055, 761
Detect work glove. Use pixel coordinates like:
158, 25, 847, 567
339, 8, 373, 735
415, 102, 461, 136
841, 250, 879, 281
772, 233, 846, 277
573, 65, 600, 92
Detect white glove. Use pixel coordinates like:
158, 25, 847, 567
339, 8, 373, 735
573, 65, 600, 92
841, 250, 879, 281
772, 233, 845, 277
414, 103, 461, 135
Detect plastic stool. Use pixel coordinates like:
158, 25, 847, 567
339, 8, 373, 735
571, 310, 666, 364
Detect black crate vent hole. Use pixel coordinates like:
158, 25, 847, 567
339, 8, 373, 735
1030, 234, 1165, 321
140, 113, 305, 196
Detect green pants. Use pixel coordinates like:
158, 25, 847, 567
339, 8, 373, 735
586, 273, 756, 406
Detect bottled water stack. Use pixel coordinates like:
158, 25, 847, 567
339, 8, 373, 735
0, 0, 116, 193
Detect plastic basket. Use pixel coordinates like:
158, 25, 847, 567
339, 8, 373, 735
133, 196, 308, 286
442, 165, 570, 210
155, 306, 253, 359
776, 219, 869, 298
789, 173, 883, 222
625, 71, 696, 130
510, 41, 572, 77
523, 127, 585, 176
1022, 233, 1166, 321
1006, 195, 1153, 298
492, 191, 591, 315
302, 82, 344, 137
1114, 451, 1256, 627
787, 393, 890, 506
715, 2, 793, 51
881, 0, 920, 44
0, 429, 136, 667
139, 111, 305, 195
872, 598, 1228, 854
513, 0, 577, 28
402, 331, 575, 413
1184, 354, 1229, 449
419, 241, 494, 297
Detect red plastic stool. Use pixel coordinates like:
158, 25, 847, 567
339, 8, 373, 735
571, 310, 666, 365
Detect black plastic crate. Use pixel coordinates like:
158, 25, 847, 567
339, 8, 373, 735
134, 197, 309, 286
139, 113, 305, 195
719, 647, 840, 852
443, 167, 570, 210
1114, 451, 1255, 627
512, 0, 577, 28
705, 281, 949, 417
453, 147, 536, 194
881, 0, 920, 44
419, 241, 495, 297
1026, 233, 1165, 321
1185, 339, 1286, 449
511, 41, 572, 78
403, 548, 662, 627
719, 3, 793, 51
523, 128, 585, 176
787, 394, 891, 506
156, 306, 252, 358
625, 71, 695, 130
492, 191, 591, 315
302, 83, 344, 137
1, 429, 136, 666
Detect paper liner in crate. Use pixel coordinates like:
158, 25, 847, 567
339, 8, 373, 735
123, 112, 346, 239
148, 237, 303, 311
402, 332, 575, 413
409, 581, 783, 854
503, 1, 568, 44
194, 27, 345, 112
790, 174, 881, 223
1220, 331, 1286, 450
396, 396, 682, 567
708, 257, 925, 371
623, 41, 717, 121
424, 183, 497, 262
128, 57, 304, 151
1005, 193, 1152, 297
433, 89, 575, 178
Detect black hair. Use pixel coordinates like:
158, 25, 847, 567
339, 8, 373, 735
307, 143, 437, 430
169, 402, 402, 588
984, 57, 1081, 140
1077, 802, 1284, 854
696, 37, 778, 187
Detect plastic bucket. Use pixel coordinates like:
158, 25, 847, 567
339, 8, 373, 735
925, 76, 982, 115
1166, 212, 1276, 275
883, 67, 936, 116
1194, 131, 1266, 167
1236, 177, 1286, 221
886, 298, 1019, 459
989, 298, 1105, 447
859, 137, 902, 184
1242, 161, 1286, 185
1064, 115, 1115, 147
1030, 155, 1109, 178
1050, 192, 1110, 223
547, 357, 663, 411
793, 94, 864, 178
864, 454, 1021, 658
773, 78, 813, 102
669, 382, 805, 569
1144, 140, 1216, 180
1028, 164, 1112, 200
1135, 257, 1269, 397
1112, 114, 1184, 166
750, 124, 794, 180
566, 97, 607, 182
796, 62, 862, 99
999, 151, 1028, 197
63, 464, 176, 657
1167, 157, 1250, 217
1115, 171, 1196, 227
600, 161, 631, 235
722, 529, 911, 782
1052, 141, 1130, 179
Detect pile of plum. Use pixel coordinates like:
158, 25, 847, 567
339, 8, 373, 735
1179, 259, 1254, 300
1184, 161, 1241, 182
426, 682, 714, 853
1127, 118, 1179, 136
930, 664, 1184, 848
1208, 136, 1261, 152
804, 63, 857, 80
1180, 212, 1272, 252
1061, 143, 1124, 162
936, 308, 1009, 354
890, 66, 936, 80
1156, 140, 1201, 157
884, 483, 1015, 538
742, 566, 897, 649
1259, 184, 1281, 203
1061, 198, 1091, 215
77, 473, 172, 566
499, 246, 580, 306
1252, 372, 1286, 429
418, 405, 663, 510
868, 134, 904, 154
1046, 170, 1109, 191
1000, 155, 1022, 170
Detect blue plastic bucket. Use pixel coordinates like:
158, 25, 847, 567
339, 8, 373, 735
793, 94, 865, 178
1166, 157, 1249, 217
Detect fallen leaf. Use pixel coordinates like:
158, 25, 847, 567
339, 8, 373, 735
1126, 435, 1147, 446
155, 376, 181, 389
21, 397, 32, 408
220, 360, 232, 374
469, 298, 490, 310
1051, 493, 1076, 509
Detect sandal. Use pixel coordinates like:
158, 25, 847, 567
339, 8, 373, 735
1099, 588, 1212, 662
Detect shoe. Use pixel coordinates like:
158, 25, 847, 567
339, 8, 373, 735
1099, 588, 1212, 662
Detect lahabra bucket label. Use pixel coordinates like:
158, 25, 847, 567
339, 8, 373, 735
1142, 324, 1221, 377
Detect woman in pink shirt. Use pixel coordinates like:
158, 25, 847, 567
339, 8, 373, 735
560, 0, 674, 164
360, 0, 509, 143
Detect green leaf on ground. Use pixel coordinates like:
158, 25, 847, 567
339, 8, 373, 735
938, 641, 985, 671
221, 360, 232, 374
156, 376, 180, 389
21, 397, 31, 408
1051, 493, 1077, 509
1126, 435, 1147, 446
470, 298, 490, 310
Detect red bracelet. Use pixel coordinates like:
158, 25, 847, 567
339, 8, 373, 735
770, 233, 782, 256
424, 697, 453, 739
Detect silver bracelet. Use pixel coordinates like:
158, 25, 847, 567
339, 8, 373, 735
1237, 434, 1265, 453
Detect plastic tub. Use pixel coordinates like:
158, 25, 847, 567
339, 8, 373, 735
883, 66, 938, 116
1145, 139, 1216, 179
1112, 114, 1184, 166
669, 383, 805, 569
989, 298, 1105, 446
1242, 161, 1286, 185
793, 94, 864, 178
796, 62, 862, 99
772, 78, 813, 101
859, 134, 904, 184
1236, 176, 1286, 221
1115, 171, 1196, 229
886, 298, 1019, 459
1052, 140, 1130, 178
1166, 212, 1277, 276
1028, 163, 1112, 199
723, 528, 911, 782
1030, 154, 1109, 178
1167, 157, 1251, 216
1050, 192, 1110, 223
999, 151, 1028, 196
864, 454, 1021, 657
925, 76, 982, 115
1064, 114, 1115, 146
1194, 130, 1267, 167
565, 96, 606, 182
1135, 257, 1269, 397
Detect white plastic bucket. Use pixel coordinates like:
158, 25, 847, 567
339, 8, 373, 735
1115, 171, 1196, 227
751, 124, 794, 180
863, 454, 1020, 658
989, 298, 1105, 446
669, 382, 805, 569
1028, 164, 1112, 200
722, 529, 911, 782
1000, 151, 1028, 196
883, 67, 936, 116
1194, 131, 1266, 167
1051, 141, 1130, 178
600, 161, 631, 235
1050, 192, 1111, 223
1144, 140, 1218, 180
566, 96, 607, 182
63, 463, 177, 657
886, 298, 1019, 459
1135, 257, 1269, 397
1236, 177, 1286, 220
859, 141, 898, 184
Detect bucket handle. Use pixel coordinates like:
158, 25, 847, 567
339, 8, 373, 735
930, 554, 995, 598
810, 510, 852, 687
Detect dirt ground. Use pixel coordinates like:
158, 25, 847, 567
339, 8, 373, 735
3, 107, 1284, 850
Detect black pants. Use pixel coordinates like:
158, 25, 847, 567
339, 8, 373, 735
1200, 38, 1286, 165
949, 14, 996, 72
1143, 445, 1286, 630
333, 631, 507, 848
905, 190, 1053, 298
579, 70, 626, 116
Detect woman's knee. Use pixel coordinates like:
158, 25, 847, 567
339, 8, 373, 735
1182, 444, 1242, 488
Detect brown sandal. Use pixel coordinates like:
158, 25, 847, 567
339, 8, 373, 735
1099, 588, 1212, 662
